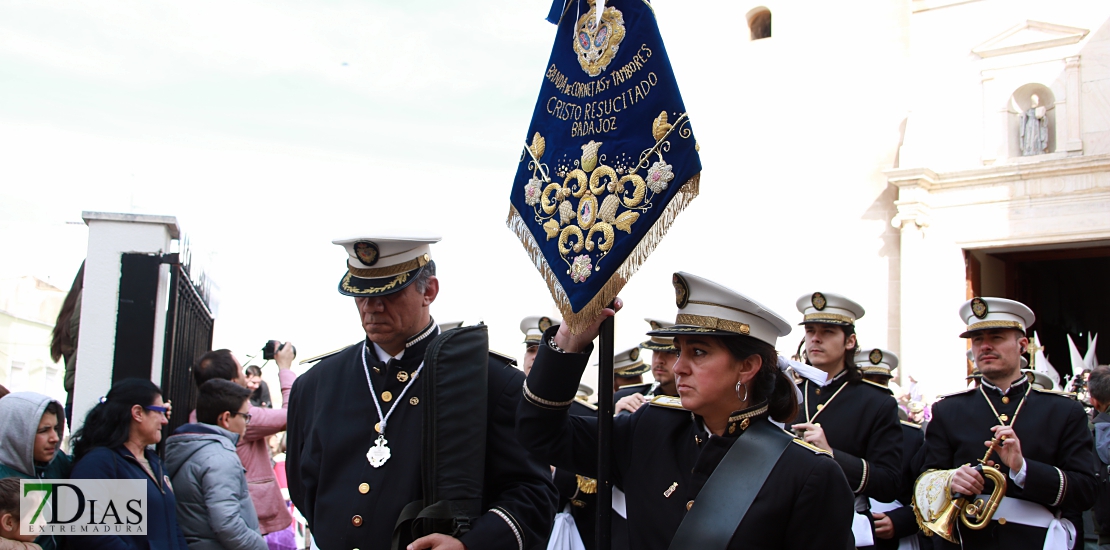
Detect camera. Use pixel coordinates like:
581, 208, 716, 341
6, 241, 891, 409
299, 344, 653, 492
263, 340, 296, 360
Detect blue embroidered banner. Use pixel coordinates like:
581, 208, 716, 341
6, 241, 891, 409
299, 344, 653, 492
508, 0, 701, 334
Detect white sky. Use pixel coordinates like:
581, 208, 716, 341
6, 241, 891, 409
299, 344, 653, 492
0, 0, 911, 388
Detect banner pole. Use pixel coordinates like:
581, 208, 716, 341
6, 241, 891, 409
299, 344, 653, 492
596, 311, 615, 550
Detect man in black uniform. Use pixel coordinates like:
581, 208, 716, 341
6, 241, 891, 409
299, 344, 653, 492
855, 347, 927, 550
286, 236, 556, 550
915, 297, 1096, 549
615, 319, 679, 415
789, 292, 903, 548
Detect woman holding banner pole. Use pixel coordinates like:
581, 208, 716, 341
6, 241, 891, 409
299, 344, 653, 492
517, 272, 855, 550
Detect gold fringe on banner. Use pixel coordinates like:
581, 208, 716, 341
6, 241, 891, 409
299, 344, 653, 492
506, 173, 700, 335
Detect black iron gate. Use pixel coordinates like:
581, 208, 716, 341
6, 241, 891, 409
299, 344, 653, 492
160, 260, 214, 444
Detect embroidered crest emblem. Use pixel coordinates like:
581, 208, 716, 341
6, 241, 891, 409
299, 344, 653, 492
971, 297, 988, 319
521, 112, 691, 286
869, 348, 883, 365
649, 320, 662, 330
811, 292, 827, 311
538, 316, 553, 332
572, 0, 626, 77
354, 241, 379, 267
629, 347, 640, 361
673, 273, 690, 308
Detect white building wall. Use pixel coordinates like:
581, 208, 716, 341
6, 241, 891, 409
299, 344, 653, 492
71, 212, 179, 436
891, 0, 1110, 397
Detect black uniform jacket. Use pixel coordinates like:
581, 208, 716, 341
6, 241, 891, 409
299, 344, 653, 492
874, 421, 925, 550
287, 324, 557, 550
552, 400, 598, 550
919, 374, 1097, 549
518, 332, 856, 550
794, 373, 904, 502
613, 382, 653, 404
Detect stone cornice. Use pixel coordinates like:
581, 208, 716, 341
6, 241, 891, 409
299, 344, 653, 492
886, 154, 1110, 191
886, 154, 1110, 231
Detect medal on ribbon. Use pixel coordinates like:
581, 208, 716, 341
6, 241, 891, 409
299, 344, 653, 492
507, 0, 702, 334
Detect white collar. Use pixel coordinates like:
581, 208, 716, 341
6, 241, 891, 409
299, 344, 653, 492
373, 342, 404, 363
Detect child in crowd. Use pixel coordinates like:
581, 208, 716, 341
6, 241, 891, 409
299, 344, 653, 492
0, 477, 41, 550
165, 380, 267, 550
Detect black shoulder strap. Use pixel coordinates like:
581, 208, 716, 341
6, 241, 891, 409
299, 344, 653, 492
393, 324, 489, 549
666, 419, 792, 550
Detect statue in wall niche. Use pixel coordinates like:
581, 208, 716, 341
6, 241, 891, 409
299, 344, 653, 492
1019, 93, 1049, 156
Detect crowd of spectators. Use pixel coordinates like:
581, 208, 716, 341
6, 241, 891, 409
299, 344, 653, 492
0, 338, 299, 550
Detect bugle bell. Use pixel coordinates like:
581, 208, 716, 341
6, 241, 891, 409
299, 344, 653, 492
913, 437, 1008, 544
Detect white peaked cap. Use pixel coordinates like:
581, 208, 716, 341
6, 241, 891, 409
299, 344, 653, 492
958, 297, 1034, 338
650, 272, 792, 348
854, 348, 899, 375
796, 291, 865, 326
520, 315, 559, 344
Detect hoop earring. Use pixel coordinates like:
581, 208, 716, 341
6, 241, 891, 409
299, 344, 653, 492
735, 381, 748, 402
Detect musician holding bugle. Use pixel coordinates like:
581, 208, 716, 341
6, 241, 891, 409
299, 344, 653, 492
517, 272, 855, 550
914, 297, 1097, 550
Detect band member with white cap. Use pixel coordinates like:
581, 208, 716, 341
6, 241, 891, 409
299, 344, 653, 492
615, 319, 680, 415
518, 272, 855, 549
286, 235, 556, 550
856, 348, 927, 550
790, 292, 903, 548
914, 297, 1096, 549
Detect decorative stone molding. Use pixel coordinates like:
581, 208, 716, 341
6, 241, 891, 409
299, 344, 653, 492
972, 21, 1089, 58
886, 168, 937, 230
910, 0, 983, 14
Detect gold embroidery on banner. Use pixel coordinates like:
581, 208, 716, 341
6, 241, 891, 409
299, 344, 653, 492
507, 173, 700, 336
520, 110, 693, 285
572, 0, 626, 77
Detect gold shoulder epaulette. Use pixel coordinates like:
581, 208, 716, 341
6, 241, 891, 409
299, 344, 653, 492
861, 379, 893, 393
936, 387, 975, 399
792, 438, 833, 457
576, 475, 598, 495
900, 420, 922, 429
489, 349, 517, 366
298, 344, 353, 365
1032, 387, 1078, 399
648, 395, 687, 411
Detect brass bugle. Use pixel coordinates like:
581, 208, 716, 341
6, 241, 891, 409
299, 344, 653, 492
921, 436, 1008, 542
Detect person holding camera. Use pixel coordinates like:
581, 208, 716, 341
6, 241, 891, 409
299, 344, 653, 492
190, 343, 297, 547
245, 365, 273, 409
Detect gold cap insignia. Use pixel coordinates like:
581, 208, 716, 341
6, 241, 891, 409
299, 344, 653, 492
354, 241, 379, 267
538, 316, 553, 332
869, 348, 883, 365
971, 297, 988, 319
629, 347, 640, 361
649, 320, 662, 330
811, 292, 827, 311
673, 273, 690, 309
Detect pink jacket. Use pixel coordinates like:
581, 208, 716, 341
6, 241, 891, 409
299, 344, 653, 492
189, 369, 296, 534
